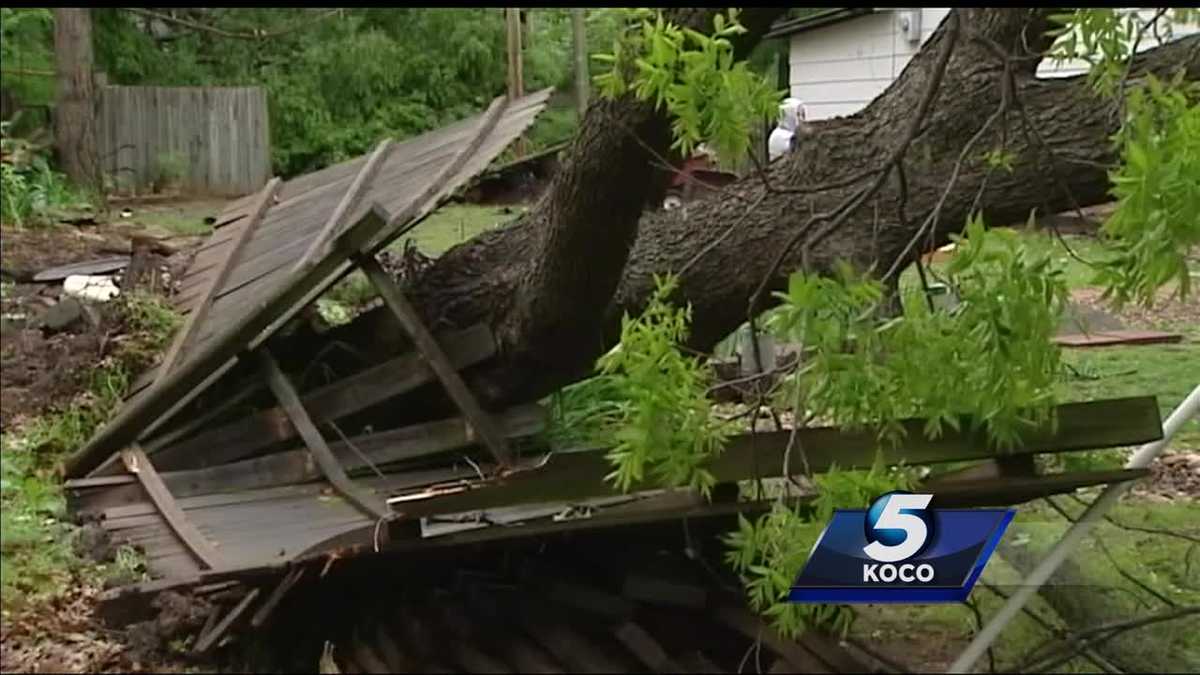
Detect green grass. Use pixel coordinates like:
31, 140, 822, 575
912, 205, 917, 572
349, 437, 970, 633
1061, 341, 1200, 439
0, 294, 174, 612
855, 499, 1200, 672
318, 204, 522, 323
398, 203, 524, 256
124, 200, 231, 238
900, 229, 1114, 299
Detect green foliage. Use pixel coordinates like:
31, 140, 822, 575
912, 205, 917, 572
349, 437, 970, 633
0, 8, 55, 106
545, 374, 625, 449
594, 9, 782, 166
1, 292, 176, 609
1094, 73, 1200, 306
1046, 9, 1140, 95
0, 437, 79, 607
1, 122, 91, 227
154, 151, 186, 186
724, 457, 918, 639
596, 274, 733, 497
80, 8, 610, 176
768, 217, 1067, 451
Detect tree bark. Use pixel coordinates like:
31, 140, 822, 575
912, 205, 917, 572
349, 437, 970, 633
53, 8, 100, 190
328, 8, 1199, 409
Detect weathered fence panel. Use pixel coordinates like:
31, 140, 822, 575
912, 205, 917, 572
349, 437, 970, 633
96, 85, 271, 197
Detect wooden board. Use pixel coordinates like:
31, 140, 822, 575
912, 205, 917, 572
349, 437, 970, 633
1054, 329, 1183, 348
390, 396, 1164, 518
361, 254, 513, 467
146, 324, 496, 471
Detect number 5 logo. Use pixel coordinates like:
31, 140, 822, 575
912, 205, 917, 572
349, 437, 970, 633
863, 493, 934, 563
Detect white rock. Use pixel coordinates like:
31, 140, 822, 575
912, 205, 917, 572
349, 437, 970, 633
63, 274, 120, 302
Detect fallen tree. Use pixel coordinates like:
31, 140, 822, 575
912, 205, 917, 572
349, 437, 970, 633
328, 8, 1198, 407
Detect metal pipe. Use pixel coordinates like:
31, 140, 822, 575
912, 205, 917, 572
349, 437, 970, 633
948, 383, 1200, 673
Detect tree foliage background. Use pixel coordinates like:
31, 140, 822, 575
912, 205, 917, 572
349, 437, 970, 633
3, 8, 733, 176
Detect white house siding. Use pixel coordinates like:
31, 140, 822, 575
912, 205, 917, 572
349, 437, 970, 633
789, 8, 1198, 120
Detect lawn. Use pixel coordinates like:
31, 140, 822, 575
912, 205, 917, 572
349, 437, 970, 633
395, 203, 524, 255
320, 203, 523, 319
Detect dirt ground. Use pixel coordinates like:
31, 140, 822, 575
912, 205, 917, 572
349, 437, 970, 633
0, 202, 213, 428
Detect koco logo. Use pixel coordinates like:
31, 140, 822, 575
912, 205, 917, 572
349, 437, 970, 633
788, 491, 1014, 603
862, 492, 936, 583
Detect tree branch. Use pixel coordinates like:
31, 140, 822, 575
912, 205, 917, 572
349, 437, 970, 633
121, 8, 339, 40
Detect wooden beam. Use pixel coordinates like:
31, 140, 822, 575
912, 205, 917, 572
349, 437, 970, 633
250, 567, 305, 629
359, 254, 513, 468
193, 588, 260, 655
261, 350, 392, 521
157, 405, 544, 499
295, 138, 394, 272
390, 396, 1163, 518
120, 447, 223, 571
379, 92, 512, 247
149, 324, 496, 471
156, 177, 281, 381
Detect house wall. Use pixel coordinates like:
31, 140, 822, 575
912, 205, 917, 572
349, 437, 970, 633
789, 8, 1199, 120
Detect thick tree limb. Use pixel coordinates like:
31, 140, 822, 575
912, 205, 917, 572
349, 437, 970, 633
323, 8, 1199, 409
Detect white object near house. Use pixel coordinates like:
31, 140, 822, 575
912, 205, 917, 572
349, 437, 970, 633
735, 323, 777, 377
767, 8, 1200, 121
768, 97, 808, 161
63, 275, 121, 302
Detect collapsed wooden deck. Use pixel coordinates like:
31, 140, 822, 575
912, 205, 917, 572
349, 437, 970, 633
57, 86, 1172, 661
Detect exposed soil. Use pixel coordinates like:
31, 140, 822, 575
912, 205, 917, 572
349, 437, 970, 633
1070, 285, 1200, 334
1131, 451, 1200, 502
0, 577, 192, 674
0, 221, 198, 429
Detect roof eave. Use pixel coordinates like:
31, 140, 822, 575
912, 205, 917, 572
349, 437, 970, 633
764, 7, 879, 40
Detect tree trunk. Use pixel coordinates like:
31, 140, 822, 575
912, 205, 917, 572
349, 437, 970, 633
53, 8, 100, 190
572, 8, 588, 117
324, 8, 1199, 409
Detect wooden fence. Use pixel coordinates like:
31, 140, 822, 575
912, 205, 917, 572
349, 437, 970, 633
95, 85, 271, 197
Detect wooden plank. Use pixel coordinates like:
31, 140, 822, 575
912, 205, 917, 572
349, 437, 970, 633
260, 350, 392, 520
120, 447, 223, 571
193, 588, 260, 655
922, 468, 1150, 507
676, 651, 723, 674
158, 404, 544, 499
391, 397, 1164, 517
622, 573, 706, 610
612, 621, 679, 672
141, 376, 264, 453
713, 605, 834, 673
155, 177, 281, 382
249, 567, 305, 629
360, 254, 512, 467
1054, 329, 1183, 348
516, 601, 630, 673
295, 138, 394, 270
148, 324, 496, 471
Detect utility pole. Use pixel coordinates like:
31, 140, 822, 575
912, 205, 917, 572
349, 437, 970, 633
505, 7, 526, 157
572, 8, 588, 118
53, 8, 99, 191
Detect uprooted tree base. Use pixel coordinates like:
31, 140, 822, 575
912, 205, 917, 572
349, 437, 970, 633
288, 9, 1198, 414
